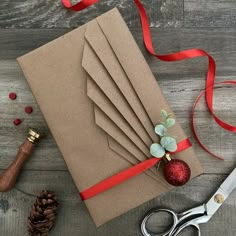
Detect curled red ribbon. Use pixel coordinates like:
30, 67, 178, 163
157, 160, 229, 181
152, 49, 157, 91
191, 81, 236, 160
62, 0, 236, 200
134, 0, 236, 159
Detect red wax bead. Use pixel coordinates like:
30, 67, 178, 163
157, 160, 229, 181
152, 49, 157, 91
9, 92, 17, 100
13, 119, 22, 126
25, 106, 33, 114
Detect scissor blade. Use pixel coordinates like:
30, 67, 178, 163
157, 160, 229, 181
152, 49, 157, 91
205, 167, 236, 220
219, 167, 236, 194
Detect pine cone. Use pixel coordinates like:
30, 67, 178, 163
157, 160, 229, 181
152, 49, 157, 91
27, 190, 58, 236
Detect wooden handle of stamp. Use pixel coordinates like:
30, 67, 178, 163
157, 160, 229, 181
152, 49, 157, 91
0, 128, 41, 192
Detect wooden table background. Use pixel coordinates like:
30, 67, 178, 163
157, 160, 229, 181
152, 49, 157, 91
0, 0, 236, 235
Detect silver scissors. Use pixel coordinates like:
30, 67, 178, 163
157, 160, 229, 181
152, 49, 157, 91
141, 167, 236, 236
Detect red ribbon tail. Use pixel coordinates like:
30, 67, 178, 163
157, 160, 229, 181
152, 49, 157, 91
80, 157, 160, 200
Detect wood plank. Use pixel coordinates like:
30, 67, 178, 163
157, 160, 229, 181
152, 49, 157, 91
184, 0, 236, 27
2, 28, 236, 74
0, 29, 236, 173
0, 171, 236, 235
0, 0, 183, 29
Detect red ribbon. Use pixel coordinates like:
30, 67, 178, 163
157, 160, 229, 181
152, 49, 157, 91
80, 140, 191, 200
62, 0, 99, 11
134, 0, 236, 132
191, 81, 236, 160
62, 0, 236, 200
134, 0, 236, 159
81, 158, 160, 200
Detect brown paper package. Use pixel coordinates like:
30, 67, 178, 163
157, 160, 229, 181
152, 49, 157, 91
17, 8, 203, 227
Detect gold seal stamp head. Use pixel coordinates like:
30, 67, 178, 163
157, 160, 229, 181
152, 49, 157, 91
27, 128, 41, 144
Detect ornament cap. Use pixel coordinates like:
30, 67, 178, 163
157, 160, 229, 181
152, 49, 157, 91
164, 153, 173, 162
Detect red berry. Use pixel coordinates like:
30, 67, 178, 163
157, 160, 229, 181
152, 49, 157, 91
163, 159, 191, 186
13, 119, 22, 126
25, 106, 33, 114
9, 92, 17, 100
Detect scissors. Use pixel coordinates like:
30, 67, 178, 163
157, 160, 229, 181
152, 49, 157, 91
141, 167, 236, 236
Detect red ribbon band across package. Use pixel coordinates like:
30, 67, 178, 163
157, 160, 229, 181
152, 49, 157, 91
62, 0, 236, 200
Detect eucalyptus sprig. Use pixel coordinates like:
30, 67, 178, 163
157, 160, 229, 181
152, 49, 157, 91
150, 110, 177, 158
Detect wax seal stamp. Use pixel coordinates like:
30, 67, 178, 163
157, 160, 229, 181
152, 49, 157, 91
0, 128, 42, 192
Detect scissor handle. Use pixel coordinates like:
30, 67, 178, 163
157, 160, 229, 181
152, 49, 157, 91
141, 209, 178, 236
172, 220, 201, 236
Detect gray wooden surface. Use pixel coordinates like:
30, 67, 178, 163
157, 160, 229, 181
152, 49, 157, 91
0, 0, 236, 235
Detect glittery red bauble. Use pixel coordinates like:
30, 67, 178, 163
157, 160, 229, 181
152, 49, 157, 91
163, 159, 191, 186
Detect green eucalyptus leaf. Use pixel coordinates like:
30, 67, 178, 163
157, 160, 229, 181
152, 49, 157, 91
150, 143, 165, 158
160, 136, 177, 152
155, 124, 167, 136
161, 109, 168, 119
165, 118, 175, 127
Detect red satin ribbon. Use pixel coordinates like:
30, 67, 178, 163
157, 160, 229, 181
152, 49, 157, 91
62, 0, 236, 200
81, 158, 160, 200
134, 0, 236, 133
134, 0, 236, 159
62, 0, 99, 11
80, 139, 191, 200
191, 81, 236, 160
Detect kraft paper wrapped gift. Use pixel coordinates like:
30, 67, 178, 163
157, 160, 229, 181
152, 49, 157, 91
17, 8, 203, 226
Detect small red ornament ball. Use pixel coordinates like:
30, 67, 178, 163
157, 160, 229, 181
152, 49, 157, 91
163, 159, 191, 186
25, 106, 33, 114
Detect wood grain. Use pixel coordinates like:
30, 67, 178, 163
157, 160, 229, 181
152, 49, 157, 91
3, 28, 236, 74
184, 0, 236, 27
0, 171, 236, 236
0, 0, 183, 28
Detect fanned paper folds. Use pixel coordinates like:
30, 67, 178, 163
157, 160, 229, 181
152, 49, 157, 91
17, 8, 203, 227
